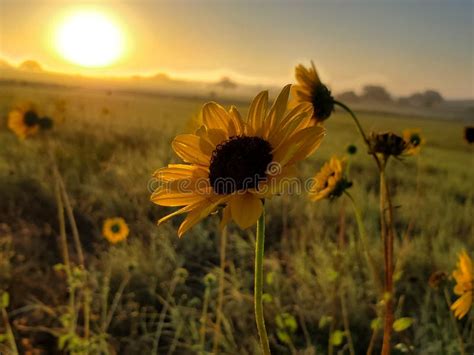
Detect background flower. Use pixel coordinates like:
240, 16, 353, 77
102, 217, 129, 244
451, 250, 473, 319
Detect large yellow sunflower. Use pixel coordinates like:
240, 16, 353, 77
7, 104, 41, 139
102, 217, 130, 244
151, 85, 325, 236
403, 129, 425, 156
291, 62, 334, 124
451, 250, 473, 319
309, 157, 351, 201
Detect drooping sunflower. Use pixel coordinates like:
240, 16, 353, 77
309, 157, 351, 201
151, 85, 325, 236
7, 103, 54, 139
451, 250, 473, 319
291, 62, 335, 124
464, 126, 474, 144
7, 104, 41, 139
368, 132, 408, 159
102, 217, 130, 244
403, 129, 425, 155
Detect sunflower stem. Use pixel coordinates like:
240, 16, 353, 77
255, 208, 271, 355
334, 100, 369, 145
212, 226, 228, 354
334, 100, 383, 170
344, 192, 383, 294
380, 166, 395, 355
443, 287, 466, 355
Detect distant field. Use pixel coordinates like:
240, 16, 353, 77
0, 83, 472, 353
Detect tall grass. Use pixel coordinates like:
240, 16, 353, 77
0, 86, 472, 353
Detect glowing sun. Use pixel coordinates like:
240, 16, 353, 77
56, 11, 125, 68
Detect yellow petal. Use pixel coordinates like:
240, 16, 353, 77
451, 293, 472, 319
153, 164, 208, 182
273, 125, 325, 166
229, 193, 263, 229
172, 134, 213, 166
202, 102, 238, 137
295, 63, 320, 89
264, 84, 291, 138
177, 196, 229, 237
229, 105, 245, 135
151, 186, 209, 206
247, 90, 268, 136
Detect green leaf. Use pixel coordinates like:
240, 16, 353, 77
262, 293, 273, 303
265, 272, 275, 286
283, 313, 297, 333
393, 317, 414, 332
327, 269, 339, 282
319, 315, 332, 329
330, 330, 345, 346
275, 314, 284, 329
0, 292, 9, 309
276, 330, 291, 344
370, 318, 382, 330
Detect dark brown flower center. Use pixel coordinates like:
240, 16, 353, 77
24, 110, 39, 127
209, 136, 273, 195
410, 134, 421, 146
111, 223, 121, 234
311, 84, 334, 121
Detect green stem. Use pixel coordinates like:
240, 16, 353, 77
199, 286, 211, 353
340, 290, 356, 355
334, 100, 382, 170
344, 192, 383, 294
334, 100, 369, 145
380, 167, 394, 355
152, 277, 179, 354
1, 308, 19, 355
255, 209, 271, 355
212, 226, 228, 353
443, 287, 466, 355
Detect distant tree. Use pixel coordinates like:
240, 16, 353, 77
398, 90, 444, 107
361, 85, 392, 102
337, 90, 359, 102
421, 90, 444, 107
19, 60, 43, 72
216, 76, 238, 90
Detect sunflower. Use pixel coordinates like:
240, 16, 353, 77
368, 132, 407, 158
403, 129, 425, 155
102, 217, 129, 244
291, 62, 334, 124
309, 157, 351, 201
151, 85, 325, 237
7, 104, 41, 139
464, 126, 474, 144
7, 103, 54, 139
451, 250, 473, 319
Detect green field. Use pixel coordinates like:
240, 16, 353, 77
0, 84, 473, 354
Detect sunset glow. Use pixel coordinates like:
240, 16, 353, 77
55, 11, 124, 68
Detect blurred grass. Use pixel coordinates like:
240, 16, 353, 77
0, 84, 472, 354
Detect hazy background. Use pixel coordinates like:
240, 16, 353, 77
1, 0, 473, 99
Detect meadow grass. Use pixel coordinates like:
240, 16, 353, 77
0, 85, 472, 354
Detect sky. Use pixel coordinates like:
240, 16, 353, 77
0, 0, 473, 98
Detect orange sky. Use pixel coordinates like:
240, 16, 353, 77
1, 0, 473, 98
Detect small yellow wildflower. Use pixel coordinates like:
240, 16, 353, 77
102, 217, 129, 244
451, 250, 473, 319
403, 129, 425, 155
309, 157, 351, 201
